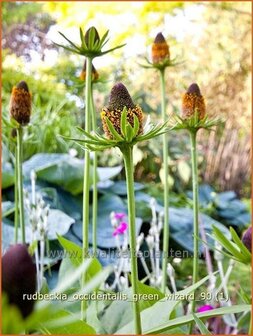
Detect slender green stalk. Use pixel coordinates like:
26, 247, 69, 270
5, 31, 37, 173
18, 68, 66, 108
81, 56, 92, 321
17, 127, 25, 243
90, 86, 98, 257
160, 69, 169, 294
14, 146, 19, 243
190, 131, 199, 316
123, 146, 142, 335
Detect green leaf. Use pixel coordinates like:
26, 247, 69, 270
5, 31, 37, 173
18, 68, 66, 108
192, 313, 212, 334
40, 310, 96, 334
213, 225, 247, 261
101, 282, 164, 334
230, 226, 251, 261
58, 235, 102, 283
145, 305, 251, 334
115, 273, 214, 334
2, 162, 14, 189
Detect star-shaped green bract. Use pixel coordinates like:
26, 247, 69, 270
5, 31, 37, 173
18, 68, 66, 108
54, 26, 125, 59
61, 109, 169, 152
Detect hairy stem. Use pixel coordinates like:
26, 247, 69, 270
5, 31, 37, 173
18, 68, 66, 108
17, 127, 25, 243
160, 69, 169, 294
81, 56, 92, 320
90, 86, 98, 257
123, 146, 142, 334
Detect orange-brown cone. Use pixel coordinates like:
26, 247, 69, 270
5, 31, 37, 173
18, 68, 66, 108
9, 81, 32, 126
80, 60, 99, 81
101, 83, 143, 139
182, 83, 206, 120
152, 32, 170, 64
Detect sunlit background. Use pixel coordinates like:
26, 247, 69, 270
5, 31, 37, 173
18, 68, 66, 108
2, 1, 251, 196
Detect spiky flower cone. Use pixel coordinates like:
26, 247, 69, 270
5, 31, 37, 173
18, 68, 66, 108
2, 244, 36, 318
101, 83, 144, 139
9, 81, 32, 126
80, 60, 99, 81
152, 32, 170, 64
182, 83, 206, 120
242, 226, 252, 252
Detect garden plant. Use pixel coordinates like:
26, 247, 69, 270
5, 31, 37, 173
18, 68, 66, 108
1, 2, 252, 335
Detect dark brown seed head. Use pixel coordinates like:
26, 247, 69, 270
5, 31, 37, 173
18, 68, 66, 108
152, 32, 170, 64
154, 32, 166, 44
182, 83, 206, 120
2, 244, 36, 318
17, 81, 29, 92
242, 226, 252, 252
80, 59, 99, 81
9, 81, 32, 126
187, 83, 201, 96
101, 83, 143, 139
84, 26, 100, 45
107, 82, 135, 111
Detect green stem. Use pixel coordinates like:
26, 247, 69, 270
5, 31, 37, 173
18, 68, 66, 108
160, 69, 169, 294
189, 130, 199, 320
123, 146, 142, 335
14, 145, 19, 243
81, 56, 92, 320
90, 85, 98, 257
17, 127, 25, 243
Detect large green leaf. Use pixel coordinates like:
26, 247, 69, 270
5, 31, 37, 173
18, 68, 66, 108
115, 274, 213, 334
39, 310, 95, 334
192, 313, 212, 334
23, 153, 122, 195
101, 282, 164, 334
58, 235, 102, 282
72, 194, 142, 249
145, 305, 251, 334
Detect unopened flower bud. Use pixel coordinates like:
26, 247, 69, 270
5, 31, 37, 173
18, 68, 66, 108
84, 26, 100, 46
101, 83, 143, 139
242, 226, 252, 252
80, 59, 99, 81
151, 32, 170, 64
9, 81, 32, 126
182, 83, 206, 120
2, 244, 36, 318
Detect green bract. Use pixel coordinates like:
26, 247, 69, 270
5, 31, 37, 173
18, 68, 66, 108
54, 27, 125, 59
171, 110, 222, 133
62, 107, 169, 152
139, 56, 183, 71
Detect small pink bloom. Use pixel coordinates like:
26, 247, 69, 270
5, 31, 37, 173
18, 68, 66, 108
114, 212, 126, 220
113, 222, 128, 236
197, 304, 214, 313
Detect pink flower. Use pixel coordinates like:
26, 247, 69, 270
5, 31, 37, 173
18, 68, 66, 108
114, 212, 126, 220
197, 304, 214, 313
113, 222, 128, 236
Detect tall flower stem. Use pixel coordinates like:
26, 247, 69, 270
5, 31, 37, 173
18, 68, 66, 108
122, 146, 142, 335
160, 69, 169, 294
90, 87, 98, 257
16, 126, 25, 243
14, 146, 19, 243
81, 56, 92, 321
189, 130, 199, 314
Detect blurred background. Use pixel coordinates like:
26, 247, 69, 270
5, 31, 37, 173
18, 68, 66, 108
2, 1, 251, 197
